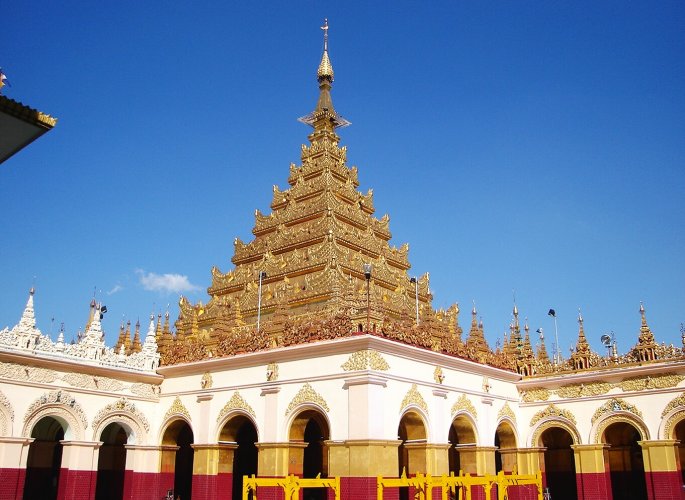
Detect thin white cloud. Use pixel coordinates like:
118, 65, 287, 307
107, 284, 124, 295
136, 269, 201, 294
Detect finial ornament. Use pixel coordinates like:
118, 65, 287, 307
321, 18, 329, 52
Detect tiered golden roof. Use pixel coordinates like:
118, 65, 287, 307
161, 21, 685, 375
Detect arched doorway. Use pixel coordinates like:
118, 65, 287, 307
23, 416, 65, 500
219, 415, 258, 500
540, 426, 577, 500
95, 422, 128, 500
448, 414, 477, 475
398, 411, 427, 500
162, 420, 194, 500
494, 420, 517, 473
674, 419, 685, 485
289, 409, 330, 500
603, 421, 647, 500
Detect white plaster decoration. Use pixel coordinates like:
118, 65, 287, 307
130, 383, 160, 398
91, 398, 150, 443
22, 390, 87, 440
0, 389, 14, 435
0, 290, 160, 372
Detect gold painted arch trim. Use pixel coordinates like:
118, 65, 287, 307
285, 383, 330, 415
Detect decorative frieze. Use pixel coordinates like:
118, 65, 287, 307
130, 383, 160, 398
164, 396, 191, 422
0, 362, 57, 383
341, 349, 390, 371
286, 383, 330, 415
400, 384, 428, 414
217, 391, 256, 421
591, 398, 642, 424
520, 387, 550, 403
530, 403, 577, 426
556, 382, 612, 398
92, 398, 150, 432
619, 373, 683, 391
451, 394, 477, 418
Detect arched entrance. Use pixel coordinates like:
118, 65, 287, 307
494, 420, 517, 473
289, 409, 330, 500
448, 414, 477, 475
162, 420, 194, 500
219, 415, 258, 500
23, 416, 65, 500
603, 421, 647, 500
398, 411, 427, 500
95, 422, 128, 500
540, 426, 577, 500
674, 419, 685, 484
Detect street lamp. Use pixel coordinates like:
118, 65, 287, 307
257, 271, 267, 332
363, 263, 372, 332
410, 277, 419, 325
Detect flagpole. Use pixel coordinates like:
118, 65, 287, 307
549, 309, 561, 365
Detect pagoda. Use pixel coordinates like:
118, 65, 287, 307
169, 20, 469, 365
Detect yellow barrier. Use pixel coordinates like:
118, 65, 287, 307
377, 469, 543, 500
242, 473, 341, 500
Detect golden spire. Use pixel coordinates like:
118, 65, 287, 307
299, 18, 350, 132
317, 19, 334, 81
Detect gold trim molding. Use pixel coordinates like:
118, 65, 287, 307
286, 383, 330, 415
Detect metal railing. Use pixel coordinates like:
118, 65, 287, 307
242, 473, 341, 500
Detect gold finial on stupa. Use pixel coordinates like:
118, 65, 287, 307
317, 19, 334, 81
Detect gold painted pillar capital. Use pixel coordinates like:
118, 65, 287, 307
403, 441, 451, 476
256, 441, 306, 477
326, 439, 401, 477
571, 443, 609, 474
456, 445, 497, 476
514, 447, 546, 475
639, 440, 680, 473
192, 443, 237, 476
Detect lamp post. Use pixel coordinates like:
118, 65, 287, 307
548, 309, 560, 365
410, 277, 419, 325
363, 263, 372, 332
257, 271, 267, 332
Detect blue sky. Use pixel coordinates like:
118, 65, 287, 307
2, 1, 683, 358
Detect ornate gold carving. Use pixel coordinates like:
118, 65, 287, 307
451, 394, 477, 418
286, 383, 330, 415
531, 419, 580, 447
497, 402, 516, 425
520, 387, 550, 403
266, 362, 279, 381
433, 366, 445, 384
620, 373, 684, 392
400, 384, 428, 415
130, 383, 160, 398
217, 391, 256, 421
591, 398, 643, 424
201, 372, 213, 390
164, 396, 191, 422
662, 393, 685, 418
530, 404, 577, 427
24, 390, 87, 430
341, 349, 390, 371
595, 414, 648, 443
92, 398, 150, 433
556, 381, 612, 398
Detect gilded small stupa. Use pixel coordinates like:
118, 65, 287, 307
167, 20, 472, 365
